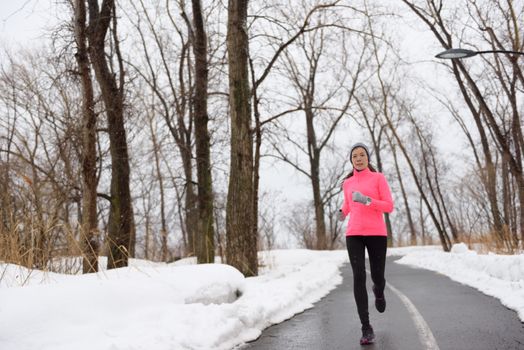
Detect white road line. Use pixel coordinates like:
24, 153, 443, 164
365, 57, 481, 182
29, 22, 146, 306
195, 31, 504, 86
386, 282, 440, 350
365, 270, 440, 349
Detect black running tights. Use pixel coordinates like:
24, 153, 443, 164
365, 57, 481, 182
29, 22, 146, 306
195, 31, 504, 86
346, 235, 387, 326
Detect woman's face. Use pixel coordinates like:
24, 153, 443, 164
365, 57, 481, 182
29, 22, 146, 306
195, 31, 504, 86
351, 147, 369, 171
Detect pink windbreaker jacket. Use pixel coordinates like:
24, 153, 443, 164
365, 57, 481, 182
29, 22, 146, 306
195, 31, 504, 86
340, 167, 394, 236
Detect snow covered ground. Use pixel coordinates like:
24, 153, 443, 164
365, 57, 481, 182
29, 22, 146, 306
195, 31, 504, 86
0, 244, 522, 350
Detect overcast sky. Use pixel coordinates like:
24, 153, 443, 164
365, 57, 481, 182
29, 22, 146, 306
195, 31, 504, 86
0, 0, 465, 247
0, 1, 58, 46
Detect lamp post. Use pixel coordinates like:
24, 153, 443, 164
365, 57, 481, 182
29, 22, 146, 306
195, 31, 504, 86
435, 48, 524, 59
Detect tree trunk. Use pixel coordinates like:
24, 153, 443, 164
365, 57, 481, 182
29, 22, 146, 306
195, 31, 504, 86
419, 197, 426, 244
226, 0, 257, 276
191, 0, 215, 264
149, 118, 168, 261
251, 59, 262, 253
501, 154, 516, 250
184, 161, 198, 257
87, 0, 134, 268
170, 128, 197, 257
389, 139, 416, 245
304, 106, 327, 250
74, 0, 99, 273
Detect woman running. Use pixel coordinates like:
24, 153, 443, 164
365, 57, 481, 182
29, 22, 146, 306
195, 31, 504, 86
339, 142, 394, 345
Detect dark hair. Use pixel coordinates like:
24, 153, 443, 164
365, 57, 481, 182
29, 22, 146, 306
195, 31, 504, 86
341, 145, 376, 186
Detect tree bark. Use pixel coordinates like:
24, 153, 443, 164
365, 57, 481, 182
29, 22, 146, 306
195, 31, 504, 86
87, 0, 134, 268
191, 0, 215, 263
250, 58, 262, 253
74, 0, 99, 273
304, 106, 327, 250
226, 0, 257, 276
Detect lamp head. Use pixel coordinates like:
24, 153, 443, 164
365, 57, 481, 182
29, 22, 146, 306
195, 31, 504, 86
436, 48, 478, 59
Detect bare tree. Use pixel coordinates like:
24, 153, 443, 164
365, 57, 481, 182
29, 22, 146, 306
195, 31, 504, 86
73, 0, 99, 273
387, 135, 416, 245
267, 18, 366, 249
409, 112, 457, 242
226, 0, 257, 276
248, 0, 346, 250
190, 0, 215, 264
124, 0, 199, 258
0, 49, 87, 269
87, 0, 135, 268
401, 0, 524, 247
248, 0, 380, 252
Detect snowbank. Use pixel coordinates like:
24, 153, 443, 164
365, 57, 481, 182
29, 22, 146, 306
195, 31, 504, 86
0, 250, 347, 350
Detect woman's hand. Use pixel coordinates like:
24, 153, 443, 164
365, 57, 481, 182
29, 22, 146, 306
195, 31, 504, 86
352, 191, 371, 205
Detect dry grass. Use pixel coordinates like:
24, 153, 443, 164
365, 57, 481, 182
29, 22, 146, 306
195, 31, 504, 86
0, 222, 97, 276
462, 230, 521, 255
391, 229, 521, 255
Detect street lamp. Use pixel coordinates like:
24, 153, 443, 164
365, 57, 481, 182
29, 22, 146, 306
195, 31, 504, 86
435, 48, 524, 59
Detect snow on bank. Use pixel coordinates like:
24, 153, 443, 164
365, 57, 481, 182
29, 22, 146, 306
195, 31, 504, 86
1, 245, 523, 350
0, 250, 347, 350
395, 243, 524, 321
387, 245, 443, 257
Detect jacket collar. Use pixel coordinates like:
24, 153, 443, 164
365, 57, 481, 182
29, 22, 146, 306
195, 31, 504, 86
353, 167, 371, 178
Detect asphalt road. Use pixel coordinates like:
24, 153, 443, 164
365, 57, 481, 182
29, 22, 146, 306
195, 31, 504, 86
240, 256, 524, 350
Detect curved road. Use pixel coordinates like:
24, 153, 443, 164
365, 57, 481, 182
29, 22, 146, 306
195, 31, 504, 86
241, 257, 524, 350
